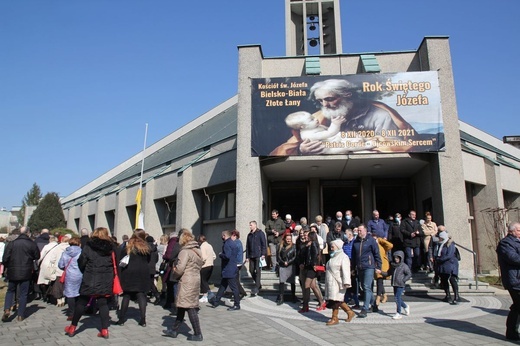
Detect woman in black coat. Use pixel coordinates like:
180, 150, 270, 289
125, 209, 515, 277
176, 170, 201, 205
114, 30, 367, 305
64, 227, 116, 339
299, 230, 325, 313
116, 229, 151, 327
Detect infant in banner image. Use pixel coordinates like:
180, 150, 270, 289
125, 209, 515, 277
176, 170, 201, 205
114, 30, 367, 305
285, 111, 344, 142
284, 111, 377, 154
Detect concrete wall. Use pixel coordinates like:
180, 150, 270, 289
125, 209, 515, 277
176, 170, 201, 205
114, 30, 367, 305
236, 45, 264, 238
462, 152, 487, 185
417, 38, 472, 277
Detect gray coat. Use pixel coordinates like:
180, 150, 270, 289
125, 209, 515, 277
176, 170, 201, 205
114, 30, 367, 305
390, 251, 412, 287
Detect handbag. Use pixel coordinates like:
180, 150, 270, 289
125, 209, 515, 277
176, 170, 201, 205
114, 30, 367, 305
48, 279, 64, 299
158, 259, 168, 275
111, 252, 123, 295
119, 254, 130, 267
59, 257, 74, 284
314, 265, 326, 272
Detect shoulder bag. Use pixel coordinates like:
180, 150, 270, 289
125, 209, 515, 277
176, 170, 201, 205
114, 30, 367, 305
59, 257, 74, 284
111, 252, 123, 295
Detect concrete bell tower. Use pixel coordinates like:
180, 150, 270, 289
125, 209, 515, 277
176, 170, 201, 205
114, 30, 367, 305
285, 0, 343, 56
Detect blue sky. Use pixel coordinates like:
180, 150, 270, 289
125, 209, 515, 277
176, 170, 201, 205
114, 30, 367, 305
1, 0, 518, 209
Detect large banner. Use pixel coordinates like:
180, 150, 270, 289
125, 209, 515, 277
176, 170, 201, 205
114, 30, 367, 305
251, 72, 444, 156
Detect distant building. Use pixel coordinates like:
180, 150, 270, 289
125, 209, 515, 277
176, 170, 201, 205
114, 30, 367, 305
61, 0, 519, 277
0, 207, 21, 233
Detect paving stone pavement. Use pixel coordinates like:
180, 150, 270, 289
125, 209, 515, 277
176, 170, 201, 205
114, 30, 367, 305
0, 290, 517, 345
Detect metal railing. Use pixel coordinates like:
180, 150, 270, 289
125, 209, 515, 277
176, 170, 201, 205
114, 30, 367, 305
455, 242, 478, 290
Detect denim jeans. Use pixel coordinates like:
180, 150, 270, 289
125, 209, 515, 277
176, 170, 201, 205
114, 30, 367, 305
268, 243, 277, 269
359, 268, 375, 311
4, 280, 30, 318
344, 275, 359, 305
393, 286, 407, 314
405, 246, 421, 271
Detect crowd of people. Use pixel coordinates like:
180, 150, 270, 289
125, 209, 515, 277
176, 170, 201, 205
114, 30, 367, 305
0, 210, 463, 340
0, 226, 217, 341
255, 208, 461, 322
3, 217, 520, 341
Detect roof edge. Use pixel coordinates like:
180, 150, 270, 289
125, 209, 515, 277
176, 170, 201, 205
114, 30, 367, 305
61, 95, 238, 204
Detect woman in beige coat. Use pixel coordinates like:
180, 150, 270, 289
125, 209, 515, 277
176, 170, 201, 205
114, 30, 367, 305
324, 239, 355, 325
37, 234, 71, 304
422, 212, 438, 272
197, 234, 216, 303
163, 230, 204, 341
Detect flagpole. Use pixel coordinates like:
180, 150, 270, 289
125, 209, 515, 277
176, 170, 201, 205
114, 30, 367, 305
135, 123, 148, 229
139, 123, 148, 190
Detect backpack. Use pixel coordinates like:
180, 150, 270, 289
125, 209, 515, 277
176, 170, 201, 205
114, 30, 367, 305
454, 246, 461, 261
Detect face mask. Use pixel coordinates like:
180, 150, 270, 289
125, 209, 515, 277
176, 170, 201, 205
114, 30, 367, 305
353, 233, 358, 238
395, 217, 400, 222
337, 217, 342, 221
346, 215, 352, 221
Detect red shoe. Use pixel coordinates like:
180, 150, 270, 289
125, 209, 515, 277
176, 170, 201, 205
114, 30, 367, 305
298, 306, 309, 313
97, 328, 109, 339
316, 302, 327, 311
64, 325, 76, 337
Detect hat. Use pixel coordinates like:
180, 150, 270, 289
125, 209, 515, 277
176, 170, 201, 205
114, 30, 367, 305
62, 234, 72, 239
146, 235, 155, 243
331, 239, 344, 250
295, 225, 302, 231
285, 214, 292, 220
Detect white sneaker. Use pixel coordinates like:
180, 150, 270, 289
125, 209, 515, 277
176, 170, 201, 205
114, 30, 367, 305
392, 313, 402, 320
199, 296, 208, 303
403, 305, 410, 316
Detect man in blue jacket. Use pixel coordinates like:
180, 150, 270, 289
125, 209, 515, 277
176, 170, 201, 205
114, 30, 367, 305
367, 210, 389, 239
231, 230, 247, 299
351, 224, 382, 318
497, 222, 520, 341
210, 230, 240, 311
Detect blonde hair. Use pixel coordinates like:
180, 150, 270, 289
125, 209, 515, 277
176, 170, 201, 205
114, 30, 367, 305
160, 234, 169, 245
179, 230, 195, 246
92, 227, 113, 242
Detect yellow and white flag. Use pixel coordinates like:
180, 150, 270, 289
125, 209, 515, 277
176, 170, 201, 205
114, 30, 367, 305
135, 188, 144, 229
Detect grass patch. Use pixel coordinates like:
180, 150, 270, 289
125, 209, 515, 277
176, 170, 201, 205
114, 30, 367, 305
0, 282, 6, 307
478, 275, 502, 287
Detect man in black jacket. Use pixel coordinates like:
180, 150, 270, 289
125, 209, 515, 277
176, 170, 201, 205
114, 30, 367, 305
79, 228, 90, 248
246, 221, 266, 296
2, 227, 40, 322
400, 210, 422, 273
34, 228, 50, 251
344, 210, 360, 230
497, 222, 520, 340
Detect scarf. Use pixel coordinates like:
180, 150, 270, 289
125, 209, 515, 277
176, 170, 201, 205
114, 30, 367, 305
437, 231, 449, 257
